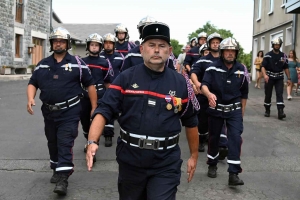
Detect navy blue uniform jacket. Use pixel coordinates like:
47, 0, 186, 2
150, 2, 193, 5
184, 46, 200, 67
93, 64, 198, 168
262, 50, 288, 80
100, 52, 123, 82
28, 53, 94, 121
82, 55, 111, 99
201, 59, 249, 117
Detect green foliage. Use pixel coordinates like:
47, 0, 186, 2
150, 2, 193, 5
188, 21, 252, 72
170, 39, 183, 58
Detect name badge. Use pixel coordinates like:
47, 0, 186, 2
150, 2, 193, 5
148, 98, 156, 107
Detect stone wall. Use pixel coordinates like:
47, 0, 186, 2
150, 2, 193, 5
0, 0, 14, 67
0, 0, 50, 73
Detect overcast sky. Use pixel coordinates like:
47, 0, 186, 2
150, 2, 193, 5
53, 0, 254, 53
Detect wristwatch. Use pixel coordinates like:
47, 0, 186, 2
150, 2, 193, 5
87, 140, 99, 145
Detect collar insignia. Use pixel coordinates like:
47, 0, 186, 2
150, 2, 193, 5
131, 83, 139, 88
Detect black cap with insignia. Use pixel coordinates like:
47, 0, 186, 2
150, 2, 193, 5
141, 22, 170, 44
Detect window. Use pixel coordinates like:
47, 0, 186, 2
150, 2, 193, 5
15, 0, 23, 23
286, 27, 292, 46
15, 34, 22, 58
268, 0, 274, 15
256, 0, 262, 21
261, 36, 265, 50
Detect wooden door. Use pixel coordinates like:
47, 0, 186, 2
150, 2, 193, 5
32, 37, 44, 65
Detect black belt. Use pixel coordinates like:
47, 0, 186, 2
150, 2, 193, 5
266, 71, 284, 78
44, 96, 80, 111
120, 129, 180, 150
83, 84, 105, 91
210, 102, 242, 112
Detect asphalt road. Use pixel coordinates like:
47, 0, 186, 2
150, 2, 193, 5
0, 80, 300, 200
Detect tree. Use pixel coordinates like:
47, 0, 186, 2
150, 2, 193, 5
170, 39, 183, 58
187, 21, 252, 72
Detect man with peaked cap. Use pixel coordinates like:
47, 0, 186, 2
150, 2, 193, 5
26, 27, 97, 195
86, 22, 199, 199
121, 16, 176, 71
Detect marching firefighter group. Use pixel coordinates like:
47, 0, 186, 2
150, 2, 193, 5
26, 15, 290, 199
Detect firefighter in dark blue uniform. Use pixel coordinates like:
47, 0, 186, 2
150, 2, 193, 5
26, 27, 97, 195
99, 33, 124, 147
122, 16, 176, 71
191, 33, 226, 154
114, 24, 136, 58
261, 37, 291, 119
80, 33, 111, 156
183, 32, 207, 73
201, 37, 249, 186
86, 22, 199, 200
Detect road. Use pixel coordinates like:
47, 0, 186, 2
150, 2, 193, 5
0, 80, 300, 200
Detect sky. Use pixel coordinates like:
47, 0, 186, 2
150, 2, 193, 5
53, 0, 254, 53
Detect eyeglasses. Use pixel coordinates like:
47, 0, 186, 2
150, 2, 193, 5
52, 40, 66, 44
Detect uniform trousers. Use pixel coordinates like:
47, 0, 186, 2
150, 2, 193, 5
207, 109, 243, 174
44, 118, 78, 175
264, 78, 285, 109
198, 98, 228, 147
117, 159, 182, 200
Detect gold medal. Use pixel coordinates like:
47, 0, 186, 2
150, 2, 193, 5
166, 103, 172, 110
178, 105, 182, 111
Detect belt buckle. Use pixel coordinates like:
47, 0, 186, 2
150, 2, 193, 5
49, 105, 60, 111
223, 106, 231, 112
138, 138, 160, 150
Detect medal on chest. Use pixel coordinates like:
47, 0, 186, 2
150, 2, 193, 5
165, 95, 172, 110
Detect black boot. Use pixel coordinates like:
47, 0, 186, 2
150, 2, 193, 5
228, 173, 244, 186
264, 108, 270, 117
53, 174, 69, 195
105, 136, 112, 147
218, 147, 228, 160
50, 169, 60, 183
207, 165, 217, 178
278, 108, 286, 120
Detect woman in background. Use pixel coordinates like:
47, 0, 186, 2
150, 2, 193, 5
287, 50, 300, 100
254, 50, 264, 89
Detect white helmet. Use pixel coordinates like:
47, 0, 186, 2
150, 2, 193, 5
137, 16, 157, 38
85, 33, 103, 53
49, 27, 71, 52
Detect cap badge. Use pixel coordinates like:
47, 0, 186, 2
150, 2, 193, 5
156, 28, 158, 32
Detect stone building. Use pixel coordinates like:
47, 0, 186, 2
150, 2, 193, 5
0, 0, 51, 74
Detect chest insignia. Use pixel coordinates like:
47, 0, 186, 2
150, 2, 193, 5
131, 83, 139, 88
169, 90, 176, 97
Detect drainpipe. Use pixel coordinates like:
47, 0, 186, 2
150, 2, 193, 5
292, 13, 297, 50
50, 0, 53, 32
251, 0, 255, 81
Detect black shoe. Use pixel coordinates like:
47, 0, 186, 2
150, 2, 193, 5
53, 174, 68, 195
50, 170, 60, 183
278, 109, 286, 120
228, 173, 244, 186
198, 143, 205, 152
207, 165, 217, 178
264, 110, 270, 117
218, 147, 228, 160
105, 137, 112, 147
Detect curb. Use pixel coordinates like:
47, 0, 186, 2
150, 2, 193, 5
0, 75, 31, 81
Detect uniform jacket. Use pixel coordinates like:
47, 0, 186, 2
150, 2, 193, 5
262, 50, 288, 80
100, 51, 123, 82
28, 52, 94, 120
183, 46, 200, 67
115, 41, 136, 57
81, 55, 111, 99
